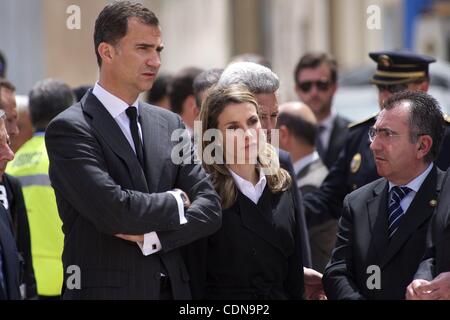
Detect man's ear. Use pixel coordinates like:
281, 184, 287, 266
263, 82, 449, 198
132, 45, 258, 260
418, 80, 430, 92
417, 135, 433, 160
98, 42, 115, 65
183, 95, 198, 117
278, 125, 290, 146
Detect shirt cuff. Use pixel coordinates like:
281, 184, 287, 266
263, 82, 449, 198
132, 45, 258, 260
137, 232, 162, 256
167, 190, 188, 225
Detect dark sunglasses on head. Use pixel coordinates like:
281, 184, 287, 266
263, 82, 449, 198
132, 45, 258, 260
376, 83, 408, 94
298, 80, 331, 92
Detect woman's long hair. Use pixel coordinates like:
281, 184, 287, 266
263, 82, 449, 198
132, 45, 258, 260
199, 83, 291, 209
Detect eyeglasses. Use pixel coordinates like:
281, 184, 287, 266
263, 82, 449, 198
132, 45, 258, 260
298, 80, 331, 92
368, 127, 425, 143
368, 127, 406, 143
375, 83, 409, 94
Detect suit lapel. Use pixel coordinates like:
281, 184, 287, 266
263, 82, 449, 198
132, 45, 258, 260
238, 189, 287, 257
81, 91, 148, 192
367, 180, 390, 261
326, 117, 339, 160
325, 116, 347, 163
296, 164, 307, 183
381, 166, 441, 267
139, 104, 169, 193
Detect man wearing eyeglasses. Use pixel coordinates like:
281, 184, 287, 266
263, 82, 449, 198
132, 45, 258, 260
294, 53, 350, 169
303, 51, 450, 222
323, 90, 446, 299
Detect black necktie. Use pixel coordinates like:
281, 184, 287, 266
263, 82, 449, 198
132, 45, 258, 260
316, 125, 326, 159
126, 106, 145, 169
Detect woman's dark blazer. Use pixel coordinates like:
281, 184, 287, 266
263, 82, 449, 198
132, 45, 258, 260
184, 184, 305, 300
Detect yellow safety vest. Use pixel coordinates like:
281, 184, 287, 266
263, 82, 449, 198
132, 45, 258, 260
7, 134, 63, 296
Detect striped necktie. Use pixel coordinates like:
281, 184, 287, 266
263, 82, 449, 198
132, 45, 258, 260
388, 186, 411, 238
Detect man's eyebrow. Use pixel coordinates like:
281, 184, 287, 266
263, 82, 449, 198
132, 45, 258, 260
135, 43, 164, 50
136, 43, 154, 48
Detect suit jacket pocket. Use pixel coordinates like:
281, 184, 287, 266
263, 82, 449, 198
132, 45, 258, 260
80, 268, 128, 288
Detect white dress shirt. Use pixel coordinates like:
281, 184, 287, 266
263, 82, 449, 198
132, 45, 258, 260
293, 151, 320, 176
229, 168, 267, 204
92, 82, 187, 256
388, 163, 433, 213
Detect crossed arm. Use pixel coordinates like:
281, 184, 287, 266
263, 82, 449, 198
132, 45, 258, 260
46, 115, 221, 251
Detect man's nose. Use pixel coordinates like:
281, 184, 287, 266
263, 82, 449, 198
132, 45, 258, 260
147, 53, 161, 68
370, 136, 381, 152
7, 123, 19, 137
2, 145, 14, 162
310, 84, 319, 95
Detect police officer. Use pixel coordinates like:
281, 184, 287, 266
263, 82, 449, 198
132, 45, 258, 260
303, 51, 450, 219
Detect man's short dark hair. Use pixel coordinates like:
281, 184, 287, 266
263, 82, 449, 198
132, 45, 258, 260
193, 68, 223, 108
146, 72, 173, 105
277, 112, 317, 147
294, 52, 338, 86
29, 79, 75, 130
383, 90, 445, 163
94, 1, 159, 67
168, 67, 203, 114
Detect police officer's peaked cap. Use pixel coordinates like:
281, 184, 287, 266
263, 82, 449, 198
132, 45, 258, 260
369, 51, 436, 85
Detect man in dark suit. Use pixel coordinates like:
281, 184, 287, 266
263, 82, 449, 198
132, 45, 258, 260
323, 90, 446, 299
0, 109, 21, 300
294, 52, 349, 169
406, 171, 450, 300
303, 51, 450, 223
45, 1, 221, 299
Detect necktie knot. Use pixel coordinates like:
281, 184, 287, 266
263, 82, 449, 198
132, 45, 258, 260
126, 106, 138, 121
318, 125, 326, 133
390, 186, 411, 202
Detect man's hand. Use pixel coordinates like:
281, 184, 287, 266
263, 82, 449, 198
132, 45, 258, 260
414, 272, 450, 300
406, 279, 431, 300
175, 188, 191, 208
115, 234, 144, 242
304, 267, 327, 300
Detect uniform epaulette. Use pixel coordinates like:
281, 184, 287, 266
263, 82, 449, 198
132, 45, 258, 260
348, 113, 378, 129
444, 113, 450, 124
